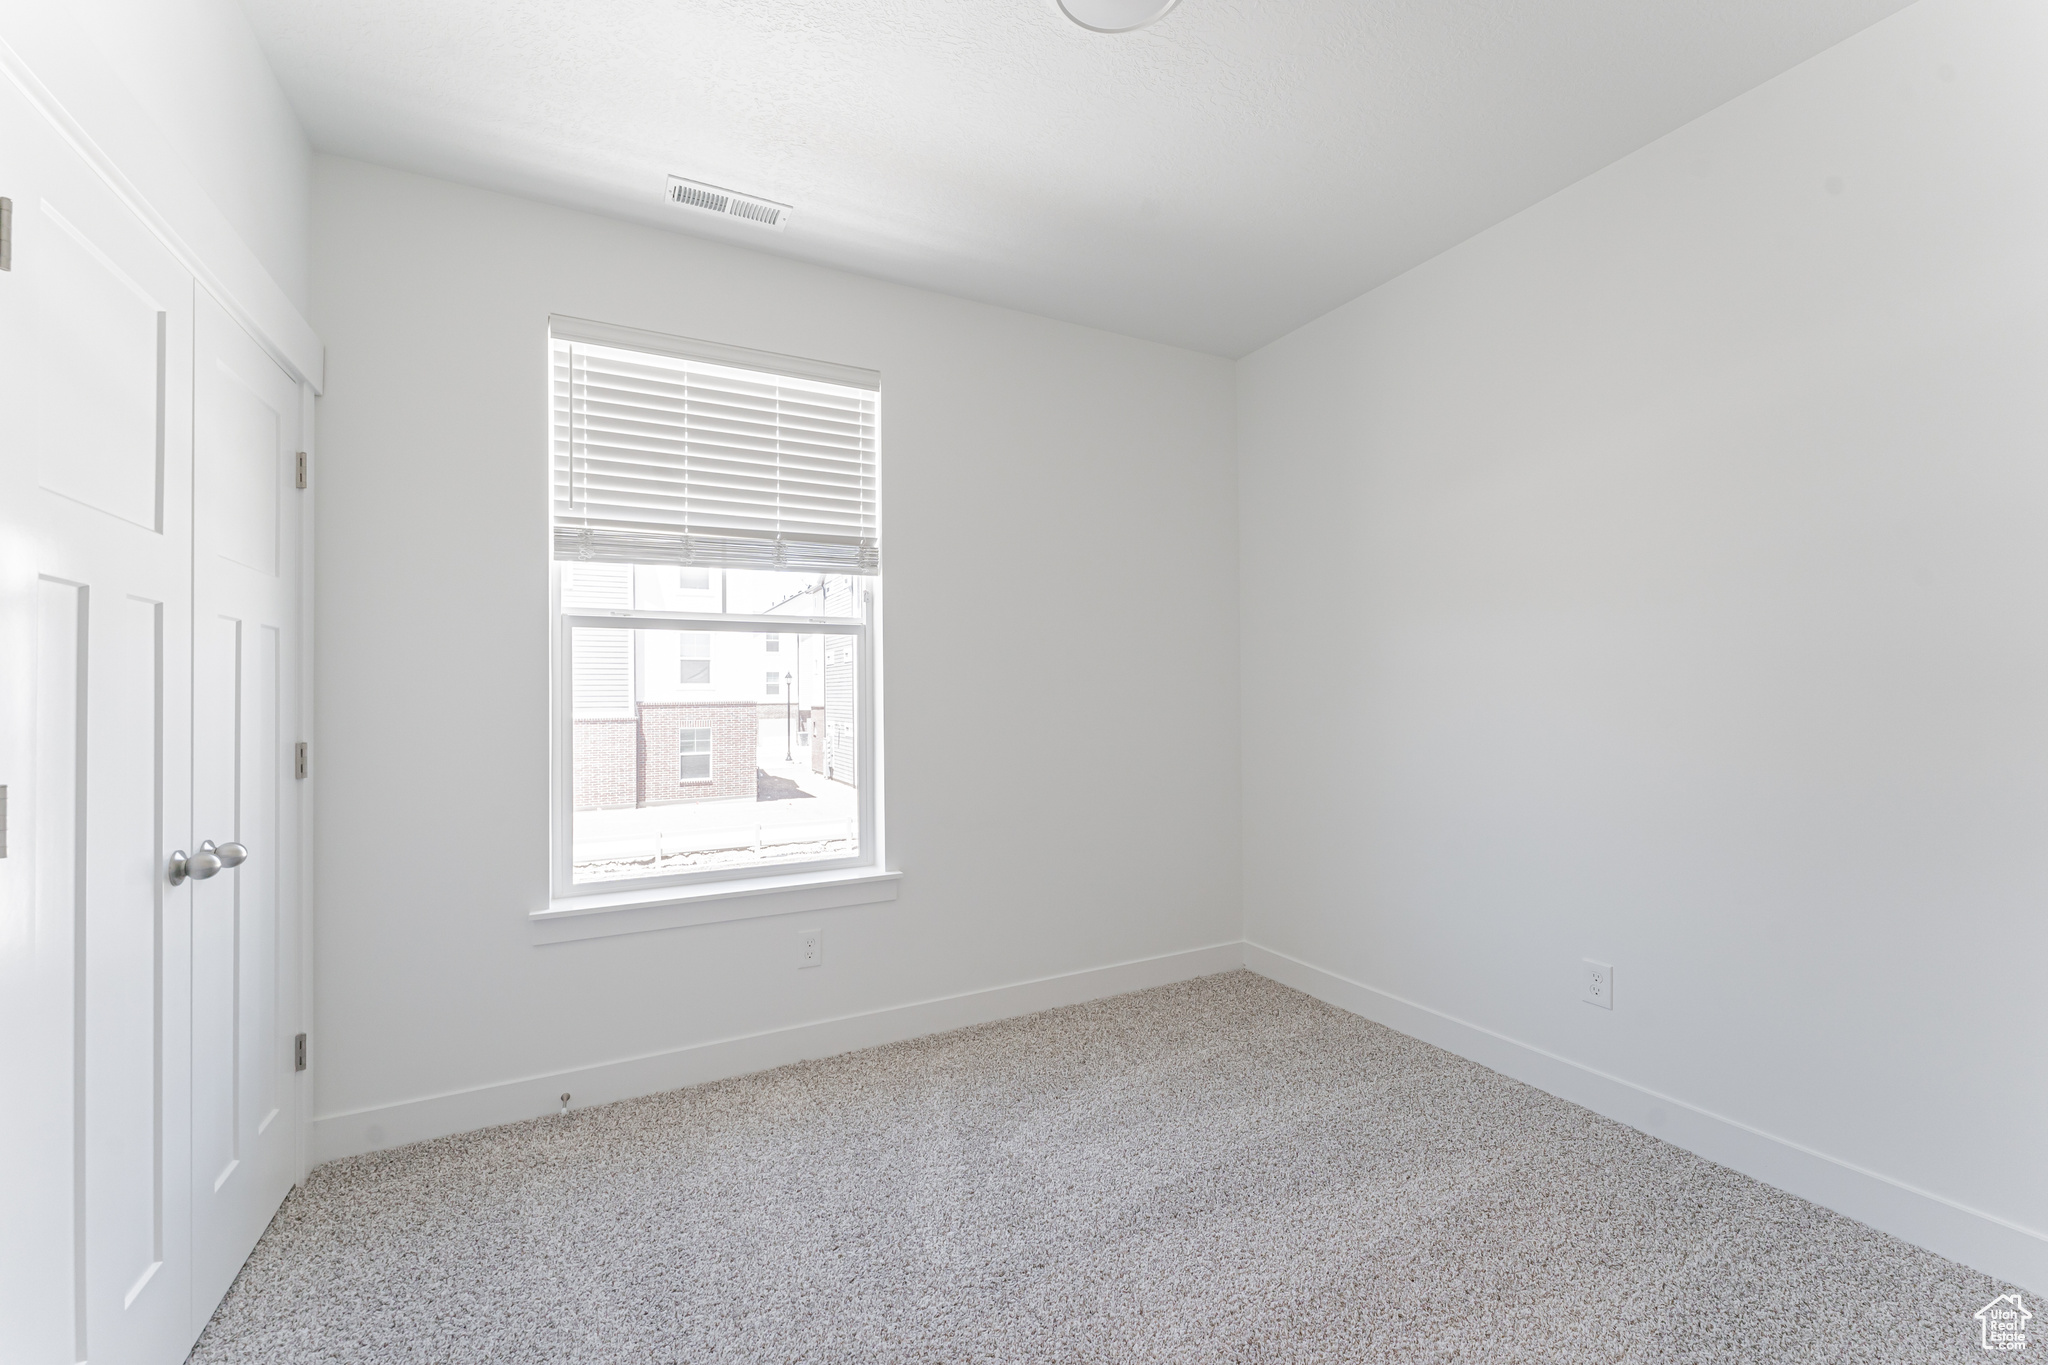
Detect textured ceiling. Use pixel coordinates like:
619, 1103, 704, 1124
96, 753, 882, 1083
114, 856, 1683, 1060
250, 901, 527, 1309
240, 0, 1915, 356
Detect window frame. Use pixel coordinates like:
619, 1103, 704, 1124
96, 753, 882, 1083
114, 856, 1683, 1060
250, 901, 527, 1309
544, 317, 886, 918
676, 726, 713, 784
550, 590, 879, 902
677, 630, 712, 687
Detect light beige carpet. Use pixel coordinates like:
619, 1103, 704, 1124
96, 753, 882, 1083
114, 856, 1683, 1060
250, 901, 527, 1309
189, 971, 2008, 1362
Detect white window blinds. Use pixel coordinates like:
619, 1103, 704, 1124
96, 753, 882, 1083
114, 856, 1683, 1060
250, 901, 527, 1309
551, 330, 879, 574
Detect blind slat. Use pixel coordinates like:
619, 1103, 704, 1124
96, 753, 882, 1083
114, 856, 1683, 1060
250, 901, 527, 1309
551, 338, 879, 573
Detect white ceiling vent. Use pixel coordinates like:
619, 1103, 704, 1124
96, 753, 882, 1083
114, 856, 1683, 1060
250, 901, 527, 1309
665, 176, 791, 232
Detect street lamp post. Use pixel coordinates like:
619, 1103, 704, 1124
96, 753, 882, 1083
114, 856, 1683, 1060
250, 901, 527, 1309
784, 672, 793, 762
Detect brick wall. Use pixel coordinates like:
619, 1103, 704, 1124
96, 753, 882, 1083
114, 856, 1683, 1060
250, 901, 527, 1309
573, 717, 638, 811
638, 701, 758, 804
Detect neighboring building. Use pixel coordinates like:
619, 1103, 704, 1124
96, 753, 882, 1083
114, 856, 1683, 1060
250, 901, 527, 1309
568, 563, 857, 810
818, 576, 858, 786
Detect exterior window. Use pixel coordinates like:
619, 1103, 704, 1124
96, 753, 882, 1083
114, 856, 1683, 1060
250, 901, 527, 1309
677, 728, 712, 782
552, 324, 879, 894
678, 633, 710, 685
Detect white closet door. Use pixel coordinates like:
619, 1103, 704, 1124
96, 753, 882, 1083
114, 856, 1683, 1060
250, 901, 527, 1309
188, 287, 303, 1317
0, 75, 198, 1365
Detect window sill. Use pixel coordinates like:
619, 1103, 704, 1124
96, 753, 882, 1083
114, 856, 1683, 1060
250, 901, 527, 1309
532, 867, 901, 945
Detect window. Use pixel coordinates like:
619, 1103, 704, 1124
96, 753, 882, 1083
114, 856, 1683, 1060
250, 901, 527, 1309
679, 632, 710, 686
678, 728, 712, 782
551, 319, 879, 895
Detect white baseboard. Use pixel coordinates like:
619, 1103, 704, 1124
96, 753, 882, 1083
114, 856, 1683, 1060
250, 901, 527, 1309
1243, 941, 2046, 1295
311, 936, 2042, 1295
310, 941, 1245, 1166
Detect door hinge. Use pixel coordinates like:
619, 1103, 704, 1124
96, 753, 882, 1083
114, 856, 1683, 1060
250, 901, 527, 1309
295, 451, 308, 489
294, 741, 308, 780
294, 1033, 308, 1072
1, 197, 12, 272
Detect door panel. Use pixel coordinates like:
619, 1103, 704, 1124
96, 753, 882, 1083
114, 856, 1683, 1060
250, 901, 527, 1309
0, 73, 197, 1365
86, 594, 171, 1313
30, 577, 87, 1360
190, 288, 302, 1315
192, 614, 243, 1201
247, 622, 283, 1143
33, 199, 168, 532
205, 363, 281, 576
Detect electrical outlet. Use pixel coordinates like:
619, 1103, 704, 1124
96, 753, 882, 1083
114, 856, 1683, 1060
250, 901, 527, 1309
1583, 959, 1614, 1009
797, 929, 823, 969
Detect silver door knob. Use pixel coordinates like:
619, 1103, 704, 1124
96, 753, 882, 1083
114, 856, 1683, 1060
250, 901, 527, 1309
205, 839, 249, 869
169, 848, 222, 885
169, 840, 248, 885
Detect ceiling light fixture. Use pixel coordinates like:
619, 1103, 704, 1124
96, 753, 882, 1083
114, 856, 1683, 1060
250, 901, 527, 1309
1058, 0, 1181, 33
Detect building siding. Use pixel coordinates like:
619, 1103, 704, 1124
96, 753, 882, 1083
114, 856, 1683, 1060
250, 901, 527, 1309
821, 579, 859, 787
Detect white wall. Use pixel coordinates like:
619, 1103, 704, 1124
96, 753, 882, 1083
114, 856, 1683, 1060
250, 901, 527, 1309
0, 0, 318, 379
62, 0, 310, 310
1239, 0, 2048, 1292
308, 156, 1240, 1156
70, 0, 312, 309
